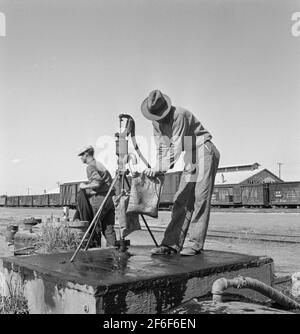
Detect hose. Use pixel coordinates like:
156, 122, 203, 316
211, 276, 300, 310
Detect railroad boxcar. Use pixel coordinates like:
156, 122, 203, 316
0, 196, 7, 206
19, 196, 26, 206
32, 195, 48, 206
32, 195, 40, 206
6, 197, 12, 206
32, 194, 47, 206
60, 181, 82, 208
6, 196, 19, 206
160, 171, 182, 208
241, 184, 269, 207
25, 195, 33, 206
269, 181, 300, 207
60, 173, 183, 209
38, 194, 49, 206
19, 195, 33, 207
49, 193, 60, 206
232, 185, 242, 205
211, 185, 235, 206
60, 177, 133, 209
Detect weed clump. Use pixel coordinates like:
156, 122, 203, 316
0, 295, 29, 314
39, 223, 82, 253
0, 280, 29, 314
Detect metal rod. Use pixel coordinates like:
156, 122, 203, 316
124, 175, 158, 247
70, 173, 119, 262
140, 214, 159, 247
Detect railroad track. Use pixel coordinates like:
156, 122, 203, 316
1, 218, 299, 244
138, 225, 300, 244
206, 230, 300, 244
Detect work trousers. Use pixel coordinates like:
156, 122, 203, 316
74, 189, 116, 247
89, 194, 117, 247
162, 141, 220, 251
73, 189, 93, 223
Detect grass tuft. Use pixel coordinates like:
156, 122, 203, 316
39, 222, 82, 253
0, 279, 29, 314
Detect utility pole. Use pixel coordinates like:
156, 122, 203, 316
27, 188, 30, 195
277, 162, 284, 179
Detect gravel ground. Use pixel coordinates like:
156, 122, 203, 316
147, 210, 300, 276
0, 207, 299, 276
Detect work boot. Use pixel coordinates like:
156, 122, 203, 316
151, 245, 177, 255
180, 247, 202, 256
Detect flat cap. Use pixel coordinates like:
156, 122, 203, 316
78, 145, 94, 156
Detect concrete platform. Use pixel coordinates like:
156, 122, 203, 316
0, 246, 274, 314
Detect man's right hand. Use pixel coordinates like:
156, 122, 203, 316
143, 168, 160, 178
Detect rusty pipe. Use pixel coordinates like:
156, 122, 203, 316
211, 276, 300, 310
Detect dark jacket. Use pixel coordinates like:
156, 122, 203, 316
86, 160, 113, 195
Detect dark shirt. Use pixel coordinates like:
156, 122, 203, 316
152, 107, 212, 172
86, 159, 113, 195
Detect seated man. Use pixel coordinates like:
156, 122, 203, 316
74, 145, 117, 248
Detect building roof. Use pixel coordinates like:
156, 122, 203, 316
215, 168, 263, 185
215, 167, 283, 185
217, 162, 260, 173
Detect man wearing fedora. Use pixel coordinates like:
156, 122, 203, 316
141, 90, 220, 256
75, 145, 117, 247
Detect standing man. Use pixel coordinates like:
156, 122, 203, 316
77, 145, 117, 247
141, 90, 220, 256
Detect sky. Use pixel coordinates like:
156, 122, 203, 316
0, 0, 300, 195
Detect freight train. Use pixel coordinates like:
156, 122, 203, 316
1, 193, 61, 208
1, 172, 300, 209
211, 181, 300, 208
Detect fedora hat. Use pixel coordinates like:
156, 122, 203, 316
141, 90, 172, 121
